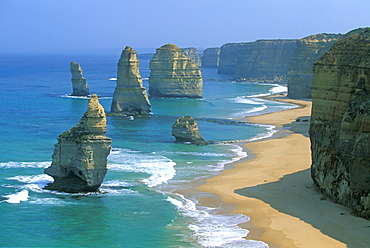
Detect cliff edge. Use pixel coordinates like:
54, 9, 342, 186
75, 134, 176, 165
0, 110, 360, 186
310, 29, 370, 219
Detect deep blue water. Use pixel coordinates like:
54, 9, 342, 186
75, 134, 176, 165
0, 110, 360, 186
0, 51, 293, 247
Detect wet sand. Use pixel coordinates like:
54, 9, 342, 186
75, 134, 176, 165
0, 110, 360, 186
197, 97, 370, 248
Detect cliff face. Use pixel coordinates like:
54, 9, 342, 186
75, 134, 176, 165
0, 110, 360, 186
234, 39, 297, 82
287, 34, 342, 98
44, 94, 112, 193
70, 61, 89, 96
110, 46, 151, 116
172, 116, 208, 145
217, 43, 242, 75
183, 47, 202, 67
201, 47, 220, 67
149, 44, 203, 98
309, 29, 370, 219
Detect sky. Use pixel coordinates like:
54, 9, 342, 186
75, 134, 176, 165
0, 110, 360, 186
1, 0, 369, 53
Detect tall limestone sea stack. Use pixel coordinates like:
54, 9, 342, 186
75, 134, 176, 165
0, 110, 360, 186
149, 44, 203, 98
309, 29, 370, 219
44, 94, 112, 193
70, 61, 89, 96
110, 46, 151, 115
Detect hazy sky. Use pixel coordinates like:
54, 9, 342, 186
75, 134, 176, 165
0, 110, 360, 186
1, 0, 369, 53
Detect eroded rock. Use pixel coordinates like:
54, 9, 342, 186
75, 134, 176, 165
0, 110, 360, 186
149, 44, 203, 98
70, 61, 89, 96
172, 116, 208, 145
44, 94, 112, 192
310, 29, 370, 219
110, 46, 151, 115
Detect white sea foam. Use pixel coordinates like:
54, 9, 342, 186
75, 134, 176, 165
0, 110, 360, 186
108, 77, 117, 81
7, 174, 54, 192
166, 194, 268, 248
100, 180, 139, 196
0, 161, 51, 169
3, 189, 29, 204
247, 83, 288, 98
108, 148, 176, 187
59, 94, 112, 100
247, 124, 277, 142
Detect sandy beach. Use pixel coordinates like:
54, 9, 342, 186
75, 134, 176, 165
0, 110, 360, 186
197, 97, 370, 248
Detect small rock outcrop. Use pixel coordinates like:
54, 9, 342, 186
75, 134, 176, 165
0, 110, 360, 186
149, 44, 203, 98
110, 46, 151, 116
44, 94, 112, 193
172, 116, 208, 145
309, 29, 370, 219
183, 47, 202, 67
70, 61, 89, 96
201, 47, 220, 67
287, 33, 342, 98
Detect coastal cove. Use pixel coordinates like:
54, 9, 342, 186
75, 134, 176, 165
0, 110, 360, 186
197, 97, 370, 247
0, 52, 298, 247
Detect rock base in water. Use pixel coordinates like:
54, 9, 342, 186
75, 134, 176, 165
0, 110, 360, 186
44, 94, 112, 193
110, 46, 151, 116
172, 116, 208, 146
70, 61, 89, 96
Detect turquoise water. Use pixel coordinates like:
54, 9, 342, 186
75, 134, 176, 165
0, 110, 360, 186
0, 52, 293, 247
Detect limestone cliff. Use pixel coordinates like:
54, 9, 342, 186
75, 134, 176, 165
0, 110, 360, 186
44, 94, 112, 193
309, 29, 370, 219
287, 34, 342, 98
70, 61, 89, 96
110, 46, 151, 116
201, 47, 220, 67
217, 43, 242, 75
172, 116, 208, 145
183, 47, 202, 67
149, 44, 203, 98
234, 39, 297, 82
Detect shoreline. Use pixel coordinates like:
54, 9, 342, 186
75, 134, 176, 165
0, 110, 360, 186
195, 96, 370, 247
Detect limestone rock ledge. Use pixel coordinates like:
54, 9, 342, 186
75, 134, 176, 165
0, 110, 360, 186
70, 61, 89, 96
309, 29, 370, 219
110, 46, 151, 116
44, 94, 112, 193
149, 44, 203, 98
172, 116, 208, 146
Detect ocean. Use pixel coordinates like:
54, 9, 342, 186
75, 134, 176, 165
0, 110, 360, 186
0, 51, 294, 247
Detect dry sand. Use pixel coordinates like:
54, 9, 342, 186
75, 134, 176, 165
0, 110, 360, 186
197, 97, 370, 248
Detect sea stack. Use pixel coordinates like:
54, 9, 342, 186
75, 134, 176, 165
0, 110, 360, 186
309, 29, 370, 219
110, 46, 151, 116
172, 116, 208, 145
201, 47, 220, 67
182, 47, 202, 67
44, 94, 112, 193
70, 61, 89, 96
149, 44, 203, 98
